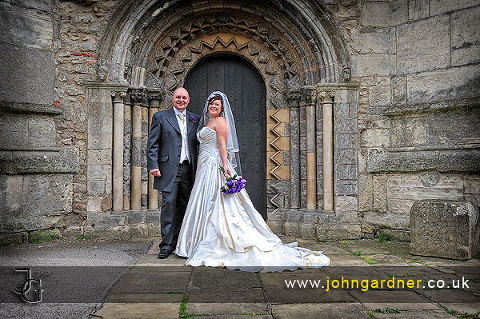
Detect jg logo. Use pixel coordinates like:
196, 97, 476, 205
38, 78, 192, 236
14, 268, 43, 303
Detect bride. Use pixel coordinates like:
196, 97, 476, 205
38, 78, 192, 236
175, 91, 329, 272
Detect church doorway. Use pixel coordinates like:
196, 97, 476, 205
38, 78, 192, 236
184, 53, 267, 219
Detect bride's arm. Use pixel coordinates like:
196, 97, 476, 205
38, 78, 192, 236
215, 117, 232, 177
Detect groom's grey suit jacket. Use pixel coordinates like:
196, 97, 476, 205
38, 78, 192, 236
147, 107, 199, 192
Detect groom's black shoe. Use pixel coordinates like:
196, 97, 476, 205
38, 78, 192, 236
158, 249, 171, 259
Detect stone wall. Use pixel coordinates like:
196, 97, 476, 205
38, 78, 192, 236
0, 0, 79, 243
334, 0, 480, 240
1, 0, 479, 243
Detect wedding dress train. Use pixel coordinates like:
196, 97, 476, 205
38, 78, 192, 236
175, 126, 329, 272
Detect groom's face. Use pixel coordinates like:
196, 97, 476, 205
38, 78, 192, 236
172, 88, 190, 112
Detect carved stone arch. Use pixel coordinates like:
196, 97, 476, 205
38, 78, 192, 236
98, 0, 351, 86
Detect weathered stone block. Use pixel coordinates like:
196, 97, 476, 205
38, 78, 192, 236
464, 175, 480, 207
128, 211, 145, 224
350, 31, 389, 54
410, 200, 480, 259
334, 180, 357, 196
372, 174, 388, 212
358, 174, 373, 212
364, 211, 409, 229
95, 212, 126, 227
146, 210, 161, 225
391, 76, 406, 104
360, 128, 389, 147
0, 174, 72, 232
368, 79, 391, 107
0, 232, 26, 245
0, 148, 79, 175
267, 219, 285, 236
28, 229, 62, 243
352, 54, 390, 77
147, 224, 161, 237
300, 222, 316, 239
369, 149, 480, 173
283, 221, 300, 237
390, 0, 408, 25
376, 228, 410, 242
335, 165, 357, 180
87, 149, 112, 165
88, 226, 130, 241
387, 173, 463, 203
0, 43, 55, 106
397, 15, 450, 74
28, 117, 56, 147
62, 226, 83, 238
335, 149, 357, 165
361, 1, 390, 27
335, 196, 358, 212
129, 224, 148, 238
407, 62, 480, 104
87, 196, 102, 212
430, 0, 479, 16
451, 6, 480, 66
316, 224, 362, 241
409, 0, 429, 21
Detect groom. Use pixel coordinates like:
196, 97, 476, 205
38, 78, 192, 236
147, 87, 199, 259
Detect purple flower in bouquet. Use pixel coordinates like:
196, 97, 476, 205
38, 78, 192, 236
219, 166, 246, 194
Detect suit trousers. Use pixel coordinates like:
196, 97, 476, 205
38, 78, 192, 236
159, 161, 194, 252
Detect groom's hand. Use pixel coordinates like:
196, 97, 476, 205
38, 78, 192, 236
150, 169, 161, 177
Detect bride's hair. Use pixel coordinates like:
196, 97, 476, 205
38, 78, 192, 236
207, 94, 224, 116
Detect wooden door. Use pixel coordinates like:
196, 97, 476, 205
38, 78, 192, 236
184, 54, 267, 219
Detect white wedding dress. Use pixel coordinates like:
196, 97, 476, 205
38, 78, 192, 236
175, 127, 330, 272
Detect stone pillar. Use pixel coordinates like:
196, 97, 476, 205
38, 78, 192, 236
286, 91, 301, 209
112, 91, 126, 211
319, 91, 335, 211
303, 88, 317, 210
141, 106, 148, 208
147, 91, 162, 209
123, 104, 131, 211
130, 89, 146, 211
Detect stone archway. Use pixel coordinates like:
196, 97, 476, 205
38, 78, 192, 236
87, 0, 359, 239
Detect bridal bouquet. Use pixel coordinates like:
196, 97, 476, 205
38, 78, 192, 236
219, 166, 246, 194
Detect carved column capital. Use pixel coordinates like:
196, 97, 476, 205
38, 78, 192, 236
285, 89, 302, 103
318, 91, 335, 103
111, 91, 127, 102
146, 90, 164, 107
128, 88, 149, 106
301, 86, 317, 104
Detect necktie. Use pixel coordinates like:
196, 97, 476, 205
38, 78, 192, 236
178, 112, 188, 163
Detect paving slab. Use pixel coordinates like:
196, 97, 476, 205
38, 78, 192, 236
342, 239, 394, 255
109, 270, 190, 294
329, 254, 367, 266
439, 303, 480, 315
187, 302, 269, 315
271, 303, 370, 319
370, 309, 455, 319
365, 253, 409, 266
297, 241, 350, 255
193, 315, 273, 319
349, 290, 436, 310
93, 302, 179, 319
104, 292, 184, 303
